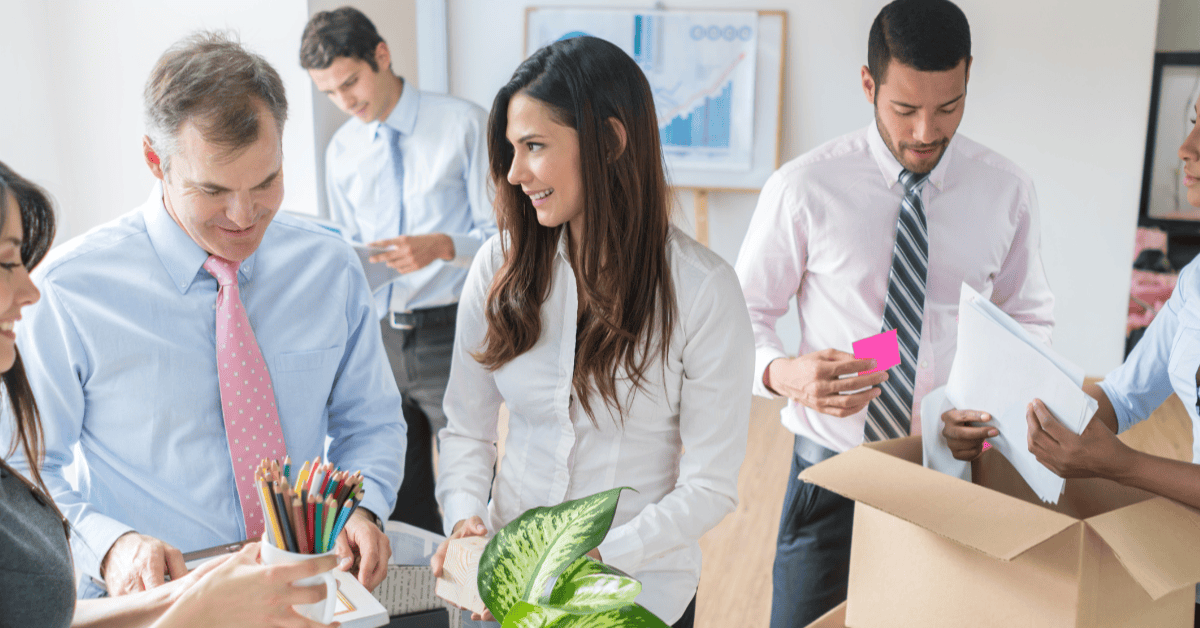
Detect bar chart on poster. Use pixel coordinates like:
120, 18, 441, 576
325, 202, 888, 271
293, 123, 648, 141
525, 7, 785, 191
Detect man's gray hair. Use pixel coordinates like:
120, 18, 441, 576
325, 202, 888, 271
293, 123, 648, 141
144, 31, 288, 173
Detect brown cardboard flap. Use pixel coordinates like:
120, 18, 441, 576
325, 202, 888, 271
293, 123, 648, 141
1087, 497, 1200, 600
799, 444, 1077, 560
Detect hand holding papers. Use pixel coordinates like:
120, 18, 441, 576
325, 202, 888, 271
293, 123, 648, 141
934, 284, 1098, 503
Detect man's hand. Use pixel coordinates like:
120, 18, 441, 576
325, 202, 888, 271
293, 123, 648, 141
332, 509, 391, 591
368, 234, 454, 274
941, 409, 997, 461
101, 532, 187, 595
767, 349, 888, 417
1027, 398, 1132, 479
430, 516, 494, 622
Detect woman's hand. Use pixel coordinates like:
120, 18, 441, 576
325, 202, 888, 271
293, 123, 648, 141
153, 542, 340, 628
430, 516, 494, 621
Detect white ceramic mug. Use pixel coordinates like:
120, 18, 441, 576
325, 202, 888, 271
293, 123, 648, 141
259, 540, 338, 623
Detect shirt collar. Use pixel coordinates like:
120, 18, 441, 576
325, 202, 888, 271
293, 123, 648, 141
867, 118, 954, 193
555, 227, 571, 264
143, 181, 258, 294
374, 78, 418, 139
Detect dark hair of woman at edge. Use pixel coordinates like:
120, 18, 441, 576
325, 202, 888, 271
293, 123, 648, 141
476, 36, 676, 422
0, 160, 58, 495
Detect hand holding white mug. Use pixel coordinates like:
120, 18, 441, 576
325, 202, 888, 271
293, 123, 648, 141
259, 541, 339, 623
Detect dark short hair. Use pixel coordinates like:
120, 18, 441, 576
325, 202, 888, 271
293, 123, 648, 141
299, 6, 384, 72
0, 159, 57, 495
144, 31, 288, 173
867, 0, 971, 85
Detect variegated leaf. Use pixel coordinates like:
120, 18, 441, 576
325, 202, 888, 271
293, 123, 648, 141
479, 487, 630, 621
544, 555, 641, 614
500, 601, 565, 628
501, 601, 670, 628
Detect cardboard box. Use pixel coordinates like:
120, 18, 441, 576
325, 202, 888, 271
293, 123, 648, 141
798, 436, 1200, 628
804, 601, 848, 627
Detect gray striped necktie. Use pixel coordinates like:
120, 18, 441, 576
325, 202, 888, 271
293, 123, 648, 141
864, 169, 930, 442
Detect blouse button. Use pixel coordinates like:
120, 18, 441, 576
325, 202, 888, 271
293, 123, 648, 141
28, 488, 47, 507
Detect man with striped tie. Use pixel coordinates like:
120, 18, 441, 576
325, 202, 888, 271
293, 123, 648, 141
734, 0, 1054, 625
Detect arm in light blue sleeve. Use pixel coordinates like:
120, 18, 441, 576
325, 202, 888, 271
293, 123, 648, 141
1098, 261, 1192, 434
8, 280, 132, 580
325, 143, 364, 244
446, 106, 498, 267
325, 257, 406, 519
435, 238, 503, 535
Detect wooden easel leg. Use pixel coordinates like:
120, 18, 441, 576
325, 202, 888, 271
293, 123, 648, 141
694, 189, 709, 247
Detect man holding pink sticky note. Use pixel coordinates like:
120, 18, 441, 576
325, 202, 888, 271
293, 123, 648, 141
734, 2, 1055, 624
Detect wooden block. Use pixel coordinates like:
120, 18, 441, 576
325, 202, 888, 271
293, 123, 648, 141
434, 536, 489, 615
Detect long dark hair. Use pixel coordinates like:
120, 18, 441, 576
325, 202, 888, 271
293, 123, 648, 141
0, 160, 57, 493
477, 36, 676, 421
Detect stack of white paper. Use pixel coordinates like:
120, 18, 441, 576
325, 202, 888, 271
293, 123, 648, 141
926, 283, 1098, 503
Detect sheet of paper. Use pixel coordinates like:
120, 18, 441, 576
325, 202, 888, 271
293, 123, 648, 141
386, 520, 445, 565
921, 386, 971, 482
352, 244, 402, 295
943, 283, 1098, 503
853, 329, 900, 374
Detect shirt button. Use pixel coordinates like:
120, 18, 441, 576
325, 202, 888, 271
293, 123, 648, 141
920, 361, 929, 369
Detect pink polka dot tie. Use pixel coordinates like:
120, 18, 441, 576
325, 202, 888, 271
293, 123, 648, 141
204, 255, 285, 540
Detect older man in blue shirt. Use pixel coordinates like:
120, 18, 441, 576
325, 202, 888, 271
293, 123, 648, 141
7, 32, 405, 598
301, 7, 496, 534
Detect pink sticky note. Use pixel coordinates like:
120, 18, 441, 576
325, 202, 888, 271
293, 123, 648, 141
853, 329, 900, 375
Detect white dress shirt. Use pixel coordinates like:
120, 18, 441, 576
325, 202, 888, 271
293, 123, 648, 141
437, 227, 754, 623
736, 121, 1054, 454
325, 82, 497, 316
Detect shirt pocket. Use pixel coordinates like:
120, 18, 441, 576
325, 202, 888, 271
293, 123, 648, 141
275, 347, 340, 373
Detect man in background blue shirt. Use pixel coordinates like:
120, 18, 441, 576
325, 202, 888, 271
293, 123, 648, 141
301, 7, 496, 534
8, 32, 404, 598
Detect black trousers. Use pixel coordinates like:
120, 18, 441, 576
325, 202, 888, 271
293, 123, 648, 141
380, 314, 454, 534
671, 595, 697, 628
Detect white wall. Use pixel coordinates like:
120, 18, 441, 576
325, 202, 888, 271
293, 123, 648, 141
446, 0, 1160, 376
0, 0, 319, 244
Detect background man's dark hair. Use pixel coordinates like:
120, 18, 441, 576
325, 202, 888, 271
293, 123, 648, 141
867, 0, 971, 86
300, 6, 385, 71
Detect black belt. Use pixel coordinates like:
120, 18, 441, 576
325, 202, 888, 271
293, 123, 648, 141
390, 303, 458, 330
795, 434, 840, 466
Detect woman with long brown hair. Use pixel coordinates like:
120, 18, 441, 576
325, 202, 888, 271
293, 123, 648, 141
430, 36, 754, 626
0, 160, 340, 628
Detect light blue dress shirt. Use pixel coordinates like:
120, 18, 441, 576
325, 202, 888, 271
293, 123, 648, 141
324, 82, 497, 317
4, 186, 406, 597
1099, 257, 1200, 464
1097, 257, 1200, 605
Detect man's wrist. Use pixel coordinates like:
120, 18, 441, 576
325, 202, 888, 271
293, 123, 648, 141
763, 359, 780, 395
439, 233, 456, 261
357, 507, 385, 533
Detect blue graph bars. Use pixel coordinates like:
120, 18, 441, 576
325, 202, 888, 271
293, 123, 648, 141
661, 81, 733, 148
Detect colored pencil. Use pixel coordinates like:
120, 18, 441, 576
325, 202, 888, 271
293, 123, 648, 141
314, 496, 325, 553
306, 493, 317, 554
321, 495, 338, 553
272, 480, 298, 553
291, 495, 307, 556
329, 497, 354, 545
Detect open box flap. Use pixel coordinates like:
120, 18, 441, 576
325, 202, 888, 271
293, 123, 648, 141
799, 439, 1077, 561
1087, 497, 1200, 600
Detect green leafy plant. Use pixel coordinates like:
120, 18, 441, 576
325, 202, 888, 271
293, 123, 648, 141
477, 487, 670, 627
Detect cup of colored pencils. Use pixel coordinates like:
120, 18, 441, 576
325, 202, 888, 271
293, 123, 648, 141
255, 455, 366, 555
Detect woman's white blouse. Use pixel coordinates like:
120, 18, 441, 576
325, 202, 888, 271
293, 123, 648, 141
436, 227, 754, 623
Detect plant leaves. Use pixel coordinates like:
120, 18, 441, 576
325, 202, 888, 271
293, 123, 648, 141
478, 487, 630, 621
501, 601, 566, 628
501, 601, 671, 628
544, 556, 641, 614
